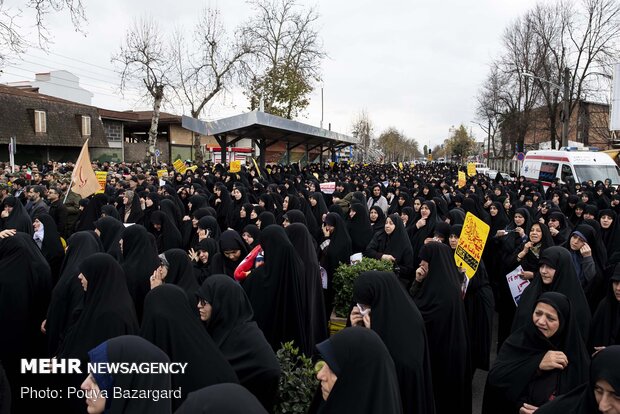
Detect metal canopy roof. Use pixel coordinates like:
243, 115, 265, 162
182, 110, 356, 150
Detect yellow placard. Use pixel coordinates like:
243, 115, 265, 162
458, 171, 466, 188
173, 159, 187, 174
187, 165, 198, 172
157, 169, 167, 178
467, 163, 476, 177
454, 212, 490, 279
329, 161, 335, 169
398, 162, 404, 170
229, 160, 241, 173
95, 171, 107, 194
251, 158, 262, 177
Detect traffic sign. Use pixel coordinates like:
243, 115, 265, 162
155, 149, 161, 157
517, 152, 525, 161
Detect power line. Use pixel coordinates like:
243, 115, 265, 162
16, 54, 120, 84
31, 47, 120, 74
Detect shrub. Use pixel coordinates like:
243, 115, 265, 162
274, 341, 317, 414
332, 257, 393, 317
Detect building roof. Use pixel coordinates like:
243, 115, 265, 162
98, 108, 182, 123
182, 110, 356, 147
0, 84, 108, 147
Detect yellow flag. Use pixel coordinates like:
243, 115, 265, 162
229, 160, 241, 173
71, 139, 101, 198
458, 171, 466, 188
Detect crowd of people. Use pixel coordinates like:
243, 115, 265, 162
0, 158, 620, 413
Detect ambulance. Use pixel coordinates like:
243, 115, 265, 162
520, 147, 620, 188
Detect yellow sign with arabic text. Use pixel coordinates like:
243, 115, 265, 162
229, 160, 241, 173
157, 169, 167, 178
467, 163, 476, 177
95, 171, 107, 194
454, 212, 490, 279
173, 159, 187, 174
458, 171, 466, 188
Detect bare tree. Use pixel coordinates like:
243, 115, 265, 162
376, 127, 420, 162
350, 110, 374, 162
475, 66, 503, 157
0, 0, 86, 65
170, 8, 253, 165
112, 17, 172, 163
242, 0, 326, 119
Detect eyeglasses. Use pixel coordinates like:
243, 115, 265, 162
198, 298, 209, 307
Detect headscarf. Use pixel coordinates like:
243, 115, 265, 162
160, 248, 200, 302
313, 327, 402, 414
34, 213, 64, 282
352, 271, 435, 414
140, 284, 238, 409
588, 264, 620, 350
2, 196, 33, 234
346, 203, 373, 254
369, 205, 386, 234
211, 230, 249, 278
94, 216, 124, 261
176, 383, 269, 414
151, 210, 183, 253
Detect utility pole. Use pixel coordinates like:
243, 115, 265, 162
562, 67, 570, 148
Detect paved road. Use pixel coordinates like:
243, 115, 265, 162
472, 313, 498, 414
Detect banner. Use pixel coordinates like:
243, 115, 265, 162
95, 171, 107, 194
467, 162, 476, 177
157, 169, 167, 178
458, 171, 466, 188
173, 159, 187, 174
505, 265, 531, 305
454, 212, 490, 279
319, 182, 336, 194
229, 160, 241, 173
71, 139, 101, 198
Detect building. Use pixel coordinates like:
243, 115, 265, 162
6, 70, 94, 106
0, 84, 108, 164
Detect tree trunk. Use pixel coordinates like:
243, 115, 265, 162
148, 86, 164, 163
193, 132, 203, 165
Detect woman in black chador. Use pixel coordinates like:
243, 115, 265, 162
176, 383, 268, 414
197, 275, 281, 411
352, 271, 435, 414
409, 241, 472, 414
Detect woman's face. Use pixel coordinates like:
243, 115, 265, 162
575, 207, 584, 217
584, 212, 596, 221
33, 218, 42, 232
613, 280, 620, 302
413, 199, 422, 212
80, 374, 106, 414
214, 187, 221, 197
504, 200, 511, 211
243, 232, 254, 246
385, 218, 395, 235
251, 210, 258, 220
532, 302, 560, 338
539, 264, 557, 285
240, 208, 247, 218
594, 379, 620, 413
601, 215, 614, 229
78, 273, 88, 291
514, 213, 525, 226
529, 224, 542, 244
548, 218, 559, 229
145, 197, 153, 208
398, 197, 405, 206
400, 213, 409, 224
420, 204, 430, 219
309, 197, 317, 207
369, 209, 378, 223
283, 197, 289, 211
489, 205, 498, 216
223, 250, 241, 262
232, 188, 242, 201
449, 234, 459, 250
570, 235, 586, 251
316, 361, 338, 401
197, 298, 212, 321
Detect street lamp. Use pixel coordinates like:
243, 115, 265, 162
520, 68, 570, 148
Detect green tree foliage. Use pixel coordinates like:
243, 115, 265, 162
445, 124, 476, 163
274, 341, 317, 414
376, 127, 421, 162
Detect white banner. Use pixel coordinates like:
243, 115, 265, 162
505, 265, 531, 306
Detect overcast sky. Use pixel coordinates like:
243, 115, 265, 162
1, 0, 541, 148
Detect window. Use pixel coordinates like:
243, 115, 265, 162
538, 162, 558, 182
81, 116, 91, 136
34, 110, 46, 133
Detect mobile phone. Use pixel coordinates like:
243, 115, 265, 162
356, 303, 370, 317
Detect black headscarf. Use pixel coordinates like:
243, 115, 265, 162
346, 203, 373, 254
94, 216, 124, 261
352, 271, 435, 414
210, 230, 249, 278
257, 211, 276, 229
58, 253, 138, 363
588, 265, 620, 350
176, 383, 269, 414
76, 193, 109, 231
549, 211, 572, 246
312, 327, 402, 414
87, 335, 172, 414
45, 231, 103, 356
489, 201, 510, 235
412, 242, 472, 414
285, 223, 328, 351
368, 205, 386, 234
483, 292, 590, 412
512, 246, 591, 340
408, 201, 439, 269
198, 215, 221, 241
120, 224, 159, 323
2, 196, 33, 234
34, 213, 64, 283
101, 204, 121, 220
161, 248, 200, 303
140, 284, 238, 409
242, 225, 308, 354
535, 345, 620, 414
197, 276, 281, 411
151, 210, 183, 253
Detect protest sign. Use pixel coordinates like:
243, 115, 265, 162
454, 212, 490, 279
505, 266, 531, 305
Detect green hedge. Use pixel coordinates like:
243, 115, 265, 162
274, 341, 317, 414
332, 257, 393, 318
